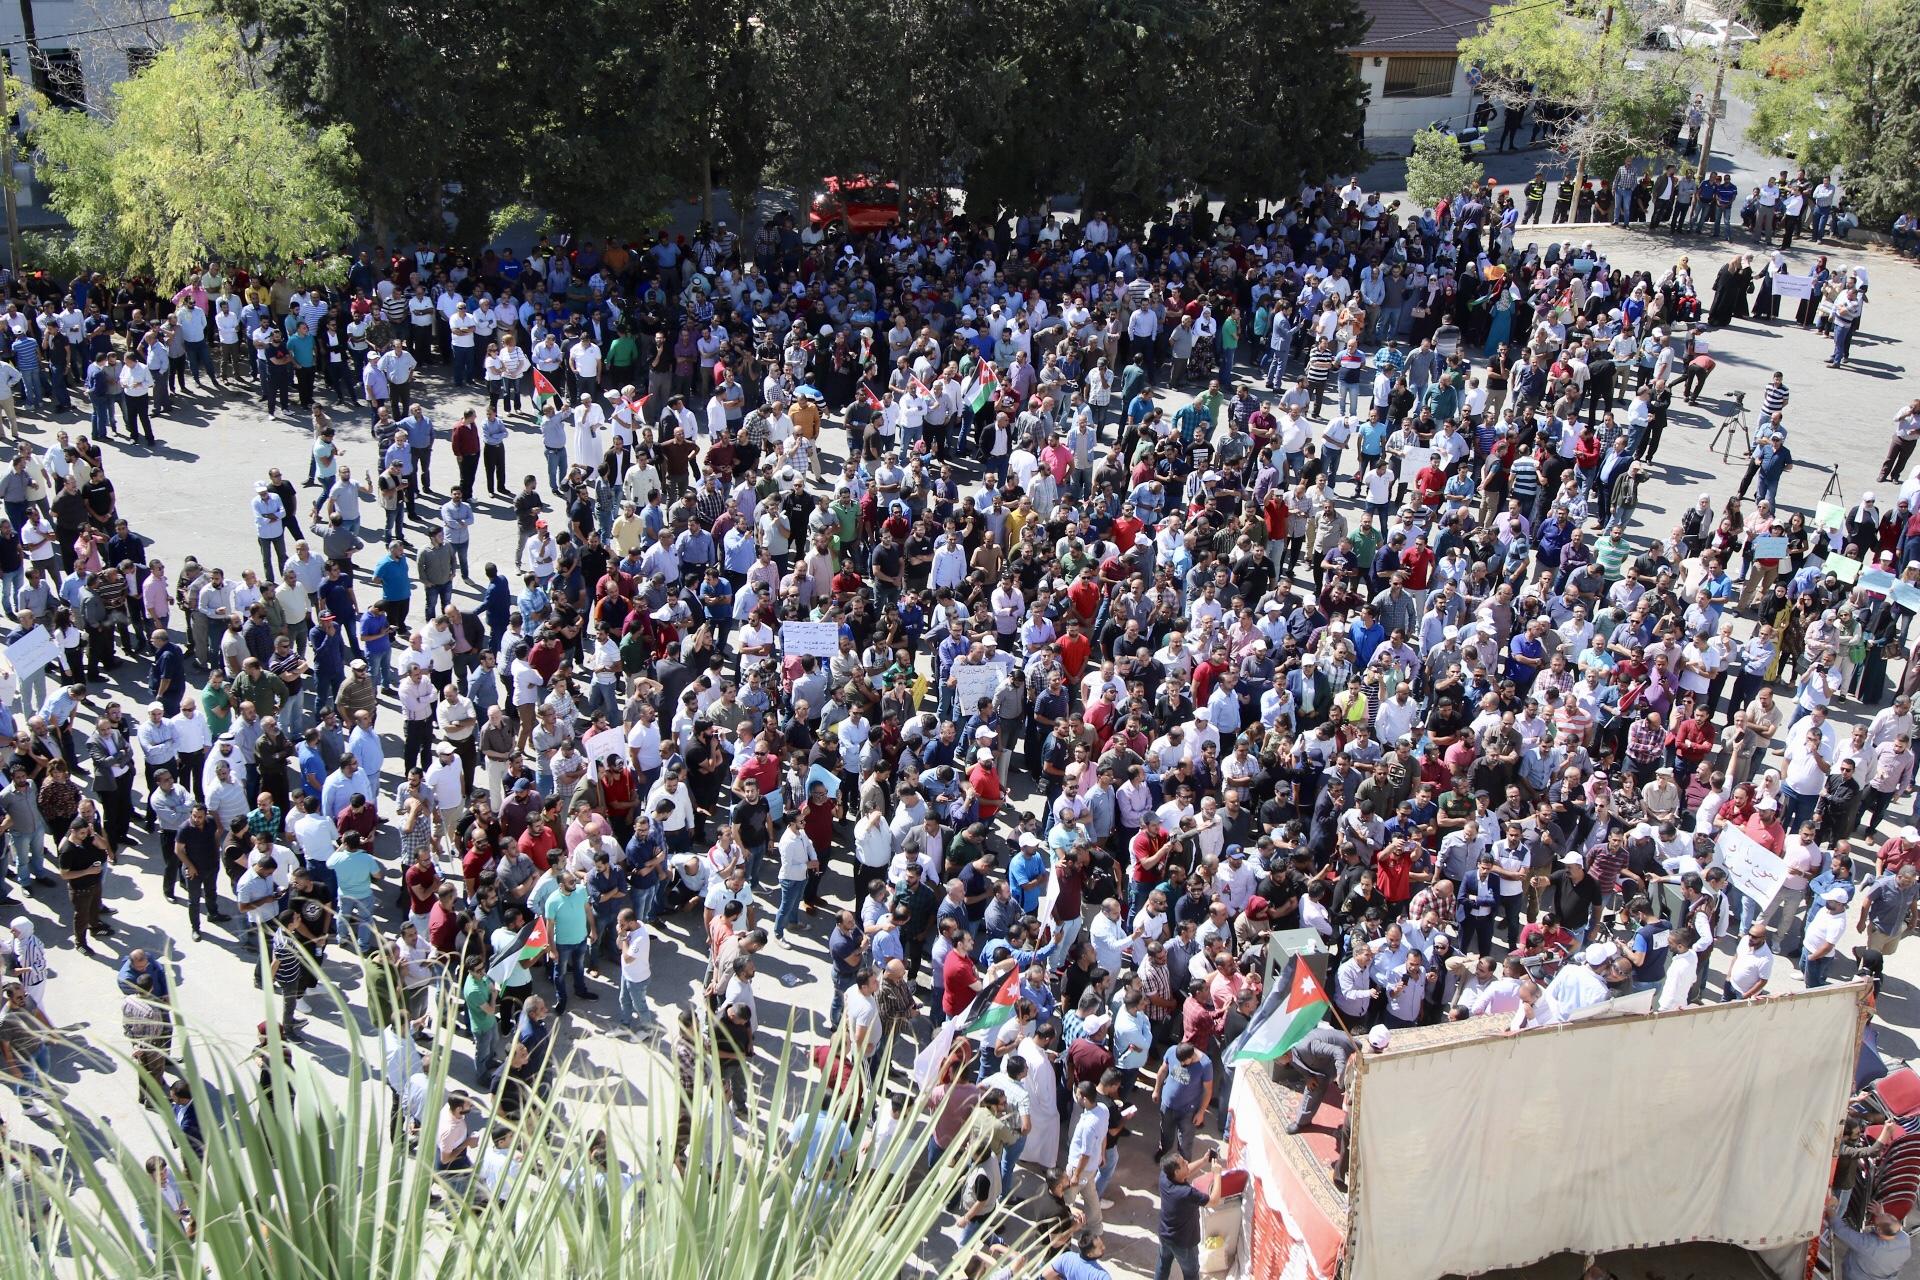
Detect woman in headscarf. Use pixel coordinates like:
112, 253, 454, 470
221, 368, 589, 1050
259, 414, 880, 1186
5, 919, 45, 1015
1752, 250, 1786, 320
1707, 254, 1751, 328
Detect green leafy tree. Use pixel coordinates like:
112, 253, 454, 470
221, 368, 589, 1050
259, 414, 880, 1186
211, 0, 691, 242
1462, 2, 1706, 179
1747, 0, 1919, 221
211, 0, 462, 242
967, 0, 1366, 226
1195, 0, 1370, 204
28, 23, 356, 287
1404, 127, 1486, 207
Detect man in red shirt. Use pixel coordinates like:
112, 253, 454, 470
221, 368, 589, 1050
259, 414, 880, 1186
1398, 533, 1435, 592
403, 846, 441, 926
1375, 838, 1414, 917
1057, 619, 1092, 685
968, 748, 1004, 821
1130, 815, 1170, 902
517, 811, 558, 872
941, 931, 1018, 1018
597, 755, 638, 836
427, 881, 461, 952
1065, 569, 1103, 629
1413, 461, 1447, 509
1879, 827, 1920, 877
1193, 647, 1233, 707
1110, 504, 1144, 552
1666, 703, 1716, 789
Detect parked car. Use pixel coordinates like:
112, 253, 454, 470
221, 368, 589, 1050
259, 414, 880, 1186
1647, 18, 1758, 50
809, 176, 903, 231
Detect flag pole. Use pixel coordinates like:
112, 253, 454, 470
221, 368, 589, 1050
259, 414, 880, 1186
1324, 998, 1357, 1039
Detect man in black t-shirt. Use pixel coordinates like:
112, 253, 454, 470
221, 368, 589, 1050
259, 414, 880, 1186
57, 818, 109, 953
1156, 1150, 1227, 1280
727, 777, 771, 884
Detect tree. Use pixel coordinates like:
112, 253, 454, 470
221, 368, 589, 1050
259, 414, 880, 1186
1747, 0, 1919, 222
1190, 0, 1370, 205
966, 0, 1367, 225
1462, 2, 1707, 178
28, 23, 356, 286
210, 0, 693, 243
1404, 127, 1485, 207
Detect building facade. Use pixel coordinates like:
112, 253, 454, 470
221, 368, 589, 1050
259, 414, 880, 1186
0, 0, 175, 219
1347, 0, 1494, 148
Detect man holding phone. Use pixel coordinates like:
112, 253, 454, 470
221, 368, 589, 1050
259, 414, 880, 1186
56, 812, 110, 953
1155, 1149, 1228, 1280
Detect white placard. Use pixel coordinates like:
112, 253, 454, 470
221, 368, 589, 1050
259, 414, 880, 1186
1772, 273, 1817, 301
6, 626, 58, 681
951, 660, 1010, 710
1399, 446, 1433, 486
581, 724, 627, 781
779, 620, 841, 658
582, 725, 627, 767
1716, 825, 1786, 911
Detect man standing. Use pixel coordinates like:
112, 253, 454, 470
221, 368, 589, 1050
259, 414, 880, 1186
1857, 865, 1920, 959
1055, 1078, 1113, 1234
1154, 1150, 1228, 1280
1152, 1040, 1214, 1157
1826, 1200, 1910, 1280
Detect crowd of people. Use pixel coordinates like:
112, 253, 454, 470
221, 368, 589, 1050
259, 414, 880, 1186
0, 165, 1909, 1279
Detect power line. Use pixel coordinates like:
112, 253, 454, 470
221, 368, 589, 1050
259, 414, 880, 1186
0, 7, 200, 52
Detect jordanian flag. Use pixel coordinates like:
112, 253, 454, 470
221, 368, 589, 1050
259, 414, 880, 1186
1227, 958, 1329, 1065
965, 361, 999, 413
531, 369, 560, 409
486, 917, 550, 986
963, 966, 1021, 1037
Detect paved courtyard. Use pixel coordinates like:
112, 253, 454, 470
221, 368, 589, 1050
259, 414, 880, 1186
7, 217, 1918, 1275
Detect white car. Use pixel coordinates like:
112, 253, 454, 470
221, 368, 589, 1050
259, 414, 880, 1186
1650, 18, 1759, 49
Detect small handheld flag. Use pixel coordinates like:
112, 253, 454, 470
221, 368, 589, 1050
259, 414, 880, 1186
531, 369, 559, 409
485, 917, 550, 986
962, 966, 1021, 1038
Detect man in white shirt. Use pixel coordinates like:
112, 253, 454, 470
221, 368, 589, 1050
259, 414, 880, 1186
569, 335, 603, 405
1539, 941, 1614, 1023
379, 342, 418, 413
1780, 721, 1833, 833
1656, 923, 1701, 1011
1801, 887, 1851, 986
250, 480, 287, 578
1723, 923, 1773, 1000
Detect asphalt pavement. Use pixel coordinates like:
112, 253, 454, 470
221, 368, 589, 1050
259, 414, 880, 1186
3, 212, 1916, 1276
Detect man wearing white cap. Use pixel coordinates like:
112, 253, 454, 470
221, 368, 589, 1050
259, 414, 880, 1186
1874, 826, 1920, 880
1802, 886, 1852, 988
1539, 939, 1614, 1023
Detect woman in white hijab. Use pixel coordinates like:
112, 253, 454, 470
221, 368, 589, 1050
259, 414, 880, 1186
6, 919, 46, 1015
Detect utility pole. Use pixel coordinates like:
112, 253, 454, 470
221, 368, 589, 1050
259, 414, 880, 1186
1569, 1, 1614, 221
1694, 15, 1734, 182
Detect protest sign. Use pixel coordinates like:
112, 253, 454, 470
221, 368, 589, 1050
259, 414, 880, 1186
779, 620, 841, 658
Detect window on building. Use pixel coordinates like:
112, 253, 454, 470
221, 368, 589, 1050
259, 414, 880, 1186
37, 49, 85, 111
125, 46, 157, 77
1382, 55, 1457, 98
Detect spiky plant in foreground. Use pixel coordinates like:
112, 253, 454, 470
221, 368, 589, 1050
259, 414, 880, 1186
0, 966, 1037, 1280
